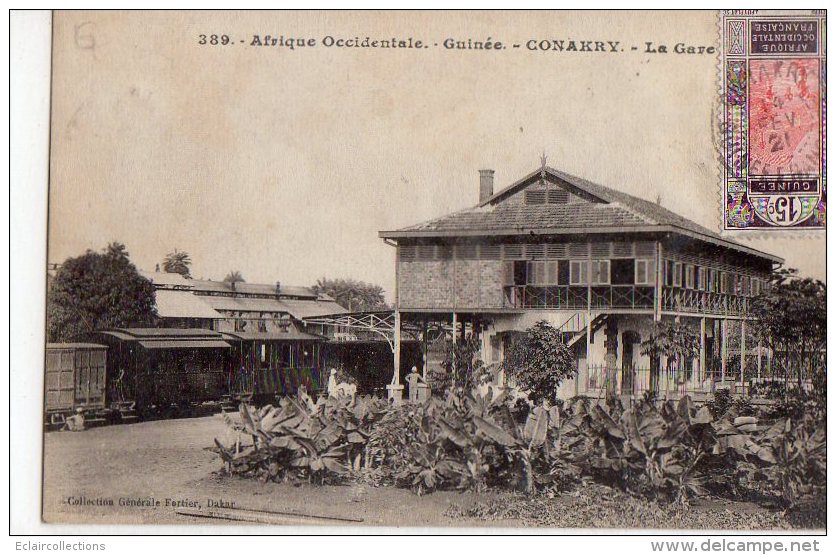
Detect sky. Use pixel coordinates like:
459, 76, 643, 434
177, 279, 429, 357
47, 11, 826, 302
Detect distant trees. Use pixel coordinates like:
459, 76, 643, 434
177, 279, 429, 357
311, 278, 389, 312
749, 268, 826, 389
162, 249, 192, 278
47, 242, 157, 341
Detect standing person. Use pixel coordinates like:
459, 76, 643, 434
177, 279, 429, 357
405, 366, 425, 402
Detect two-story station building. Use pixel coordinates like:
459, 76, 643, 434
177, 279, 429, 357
379, 165, 783, 399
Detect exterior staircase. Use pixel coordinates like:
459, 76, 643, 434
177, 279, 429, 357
557, 312, 609, 349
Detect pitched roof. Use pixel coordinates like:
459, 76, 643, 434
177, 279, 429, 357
380, 166, 783, 263
279, 298, 349, 319
154, 289, 222, 319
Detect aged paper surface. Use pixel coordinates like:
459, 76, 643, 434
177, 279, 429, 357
43, 10, 826, 529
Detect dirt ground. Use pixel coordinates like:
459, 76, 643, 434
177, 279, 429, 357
43, 415, 819, 530
42, 414, 520, 527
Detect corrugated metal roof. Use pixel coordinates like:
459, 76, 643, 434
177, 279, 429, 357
101, 328, 224, 339
155, 289, 221, 319
221, 330, 325, 342
138, 339, 230, 349
46, 343, 107, 350
280, 299, 348, 319
140, 271, 192, 287
200, 296, 289, 313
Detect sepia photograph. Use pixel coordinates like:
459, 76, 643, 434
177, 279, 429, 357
11, 8, 828, 536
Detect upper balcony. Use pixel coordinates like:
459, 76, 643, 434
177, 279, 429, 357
502, 284, 753, 316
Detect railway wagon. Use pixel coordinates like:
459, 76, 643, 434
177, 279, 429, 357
44, 343, 110, 428
94, 328, 231, 417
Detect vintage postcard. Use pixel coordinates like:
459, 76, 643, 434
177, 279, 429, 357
38, 10, 826, 532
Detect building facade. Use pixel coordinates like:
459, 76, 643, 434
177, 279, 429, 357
380, 166, 783, 399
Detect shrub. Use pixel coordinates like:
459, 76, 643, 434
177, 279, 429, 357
501, 321, 575, 405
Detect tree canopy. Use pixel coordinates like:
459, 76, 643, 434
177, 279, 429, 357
501, 320, 575, 405
47, 242, 157, 342
749, 268, 826, 387
311, 277, 389, 312
162, 249, 192, 278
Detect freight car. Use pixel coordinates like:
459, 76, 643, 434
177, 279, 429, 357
44, 343, 112, 429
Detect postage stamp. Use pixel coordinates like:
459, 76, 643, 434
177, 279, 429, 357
720, 11, 826, 230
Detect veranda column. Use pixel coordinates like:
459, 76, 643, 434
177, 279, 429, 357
699, 317, 706, 387
604, 318, 619, 401
720, 319, 727, 384
387, 311, 404, 402
740, 320, 746, 394
421, 320, 428, 380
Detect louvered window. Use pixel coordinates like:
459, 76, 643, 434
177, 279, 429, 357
480, 244, 501, 260
547, 189, 570, 204
525, 244, 545, 258
437, 245, 453, 259
568, 243, 589, 257
399, 245, 416, 261
611, 242, 634, 258
590, 242, 611, 257
635, 242, 656, 256
417, 245, 436, 260
503, 244, 524, 259
525, 190, 547, 205
546, 244, 567, 258
697, 267, 706, 290
456, 244, 478, 259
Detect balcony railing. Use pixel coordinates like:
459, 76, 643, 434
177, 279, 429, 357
503, 285, 655, 310
502, 285, 752, 315
661, 288, 749, 316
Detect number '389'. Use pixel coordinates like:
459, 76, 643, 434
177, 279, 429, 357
198, 34, 231, 45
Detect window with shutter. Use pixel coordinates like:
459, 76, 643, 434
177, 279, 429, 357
591, 260, 611, 285
501, 261, 515, 285
673, 262, 683, 287
570, 260, 588, 285
685, 265, 695, 289
697, 267, 706, 290
546, 261, 559, 284
635, 260, 647, 285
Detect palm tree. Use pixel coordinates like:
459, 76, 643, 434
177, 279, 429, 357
224, 270, 245, 291
162, 249, 192, 278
